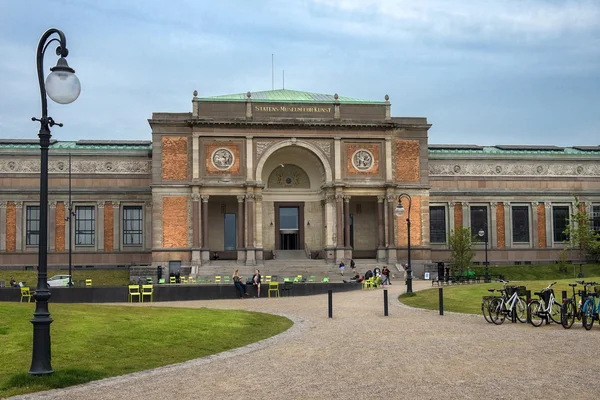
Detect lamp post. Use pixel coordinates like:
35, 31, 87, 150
30, 28, 80, 376
394, 193, 412, 294
478, 225, 489, 283
66, 153, 75, 288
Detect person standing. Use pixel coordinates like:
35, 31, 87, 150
350, 259, 356, 273
382, 265, 391, 285
339, 259, 345, 276
252, 269, 262, 297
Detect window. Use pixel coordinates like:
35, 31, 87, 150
224, 213, 236, 250
123, 206, 143, 245
512, 206, 530, 243
552, 206, 569, 243
593, 205, 600, 234
75, 206, 95, 245
429, 206, 446, 243
470, 206, 488, 242
26, 205, 40, 246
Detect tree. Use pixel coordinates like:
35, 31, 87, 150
563, 196, 600, 262
448, 227, 476, 275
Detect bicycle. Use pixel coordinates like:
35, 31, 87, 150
528, 282, 561, 327
487, 280, 527, 325
561, 280, 592, 329
581, 282, 599, 331
481, 288, 501, 324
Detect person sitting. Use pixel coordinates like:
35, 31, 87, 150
232, 269, 249, 299
212, 252, 220, 261
10, 277, 18, 288
252, 269, 262, 297
364, 269, 373, 280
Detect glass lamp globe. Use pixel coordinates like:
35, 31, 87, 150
46, 58, 81, 104
394, 205, 405, 217
478, 229, 485, 237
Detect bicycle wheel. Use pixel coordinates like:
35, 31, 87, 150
515, 297, 527, 323
528, 300, 544, 327
481, 298, 493, 323
549, 301, 562, 324
561, 300, 575, 329
488, 298, 505, 325
582, 300, 595, 331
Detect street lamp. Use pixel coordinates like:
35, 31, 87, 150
478, 225, 489, 283
66, 153, 75, 288
394, 193, 412, 294
30, 28, 80, 376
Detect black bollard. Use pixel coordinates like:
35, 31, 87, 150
439, 287, 444, 315
328, 289, 332, 318
384, 289, 389, 316
526, 290, 531, 324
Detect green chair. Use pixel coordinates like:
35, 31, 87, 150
293, 277, 299, 283
308, 275, 316, 282
158, 278, 165, 284
284, 277, 291, 283
321, 277, 330, 283
223, 276, 231, 283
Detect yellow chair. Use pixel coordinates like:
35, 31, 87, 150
264, 275, 272, 283
188, 276, 195, 284
169, 276, 176, 284
180, 276, 188, 284
128, 285, 141, 302
141, 285, 154, 302
20, 287, 33, 302
362, 277, 374, 290
215, 276, 222, 284
268, 281, 279, 298
85, 279, 92, 287
297, 274, 303, 281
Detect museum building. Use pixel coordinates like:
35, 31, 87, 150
0, 89, 599, 274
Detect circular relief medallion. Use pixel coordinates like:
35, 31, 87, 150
576, 166, 584, 175
453, 165, 461, 173
536, 165, 544, 174
105, 162, 113, 171
211, 148, 234, 170
352, 150, 374, 171
8, 161, 15, 171
495, 166, 502, 174
57, 161, 65, 171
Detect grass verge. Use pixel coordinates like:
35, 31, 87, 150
471, 263, 600, 281
0, 304, 292, 397
1, 270, 130, 287
399, 276, 600, 315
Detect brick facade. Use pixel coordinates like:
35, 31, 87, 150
537, 203, 546, 249
6, 202, 15, 252
395, 140, 420, 182
397, 196, 421, 246
162, 196, 188, 248
454, 202, 462, 231
162, 136, 188, 180
55, 202, 65, 252
496, 202, 505, 249
104, 202, 114, 252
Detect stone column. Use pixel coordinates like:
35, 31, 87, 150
324, 193, 335, 262
15, 202, 23, 252
192, 193, 200, 248
201, 195, 210, 262
531, 201, 539, 248
144, 201, 152, 251
462, 202, 470, 229
545, 202, 552, 248
377, 196, 385, 261
448, 201, 456, 233
97, 201, 105, 251
255, 192, 263, 262
112, 201, 120, 252
49, 201, 56, 251
246, 193, 256, 265
490, 202, 497, 249
504, 202, 511, 249
343, 196, 351, 247
192, 135, 199, 180
0, 201, 6, 251
237, 195, 246, 262
335, 192, 344, 262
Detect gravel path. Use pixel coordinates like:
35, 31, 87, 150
11, 281, 600, 400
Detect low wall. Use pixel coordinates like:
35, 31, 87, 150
0, 282, 361, 303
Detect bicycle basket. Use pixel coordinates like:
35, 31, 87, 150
516, 286, 527, 296
506, 286, 517, 296
540, 289, 553, 304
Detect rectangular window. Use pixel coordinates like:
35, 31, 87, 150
123, 206, 143, 245
512, 206, 530, 243
593, 205, 600, 234
429, 206, 446, 243
75, 206, 95, 245
26, 205, 40, 246
552, 206, 569, 243
224, 213, 236, 250
470, 206, 488, 242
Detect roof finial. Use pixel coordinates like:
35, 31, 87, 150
247, 91, 252, 99
193, 90, 198, 98
385, 94, 389, 101
334, 93, 339, 100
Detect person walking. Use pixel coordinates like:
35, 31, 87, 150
350, 259, 356, 273
339, 259, 345, 276
382, 265, 391, 285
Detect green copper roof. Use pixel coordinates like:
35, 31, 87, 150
428, 145, 600, 155
0, 140, 151, 150
198, 89, 387, 104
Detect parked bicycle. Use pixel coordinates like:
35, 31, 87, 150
481, 288, 501, 324
560, 281, 582, 329
581, 282, 599, 331
528, 282, 560, 327
487, 280, 527, 325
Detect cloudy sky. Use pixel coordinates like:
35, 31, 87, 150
0, 0, 598, 146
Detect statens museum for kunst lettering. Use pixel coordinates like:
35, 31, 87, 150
1, 89, 599, 276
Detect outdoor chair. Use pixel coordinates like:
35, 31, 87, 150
128, 285, 141, 302
189, 276, 195, 283
146, 277, 153, 284
281, 281, 294, 297
215, 276, 222, 284
169, 276, 176, 284
308, 275, 316, 282
271, 275, 278, 282
362, 278, 374, 290
223, 276, 231, 283
85, 279, 92, 287
296, 274, 303, 281
158, 278, 165, 284
264, 275, 272, 283
0, 280, 5, 288
293, 277, 299, 283
141, 285, 154, 302
180, 276, 188, 284
20, 287, 33, 302
321, 277, 329, 283
268, 281, 279, 298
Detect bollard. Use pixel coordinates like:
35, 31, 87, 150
328, 289, 332, 318
526, 290, 531, 324
439, 287, 444, 315
384, 289, 389, 316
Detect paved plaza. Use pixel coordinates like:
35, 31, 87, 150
13, 281, 600, 400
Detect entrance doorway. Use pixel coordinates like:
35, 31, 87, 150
274, 202, 304, 250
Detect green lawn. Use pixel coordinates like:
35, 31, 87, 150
1, 269, 130, 287
399, 277, 600, 315
470, 263, 600, 281
0, 304, 292, 397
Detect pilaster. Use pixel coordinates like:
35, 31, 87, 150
531, 201, 539, 248
15, 201, 22, 252
97, 201, 105, 251
112, 201, 120, 252
49, 201, 56, 251
0, 201, 6, 251
545, 202, 552, 248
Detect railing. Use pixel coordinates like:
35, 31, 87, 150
304, 243, 311, 259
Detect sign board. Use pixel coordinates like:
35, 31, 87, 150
424, 272, 430, 280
